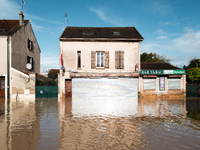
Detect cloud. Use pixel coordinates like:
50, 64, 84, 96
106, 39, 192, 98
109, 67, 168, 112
26, 14, 63, 25
172, 27, 200, 54
159, 21, 180, 26
142, 27, 200, 68
89, 7, 124, 26
41, 53, 59, 72
0, 0, 20, 19
157, 36, 167, 39
155, 29, 167, 35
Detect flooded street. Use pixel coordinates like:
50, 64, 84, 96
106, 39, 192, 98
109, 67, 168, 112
0, 97, 200, 150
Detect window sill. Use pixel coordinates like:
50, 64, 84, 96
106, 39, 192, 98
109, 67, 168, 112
96, 67, 105, 69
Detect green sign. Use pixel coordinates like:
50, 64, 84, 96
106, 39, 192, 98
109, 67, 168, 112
140, 70, 185, 75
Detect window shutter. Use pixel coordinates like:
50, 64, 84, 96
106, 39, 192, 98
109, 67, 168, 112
28, 39, 30, 49
120, 51, 124, 69
105, 51, 109, 68
91, 51, 96, 69
115, 51, 119, 69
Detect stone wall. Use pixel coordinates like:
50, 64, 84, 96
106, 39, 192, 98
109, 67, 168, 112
11, 22, 40, 73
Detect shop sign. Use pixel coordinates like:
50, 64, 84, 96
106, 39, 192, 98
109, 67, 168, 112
140, 70, 185, 75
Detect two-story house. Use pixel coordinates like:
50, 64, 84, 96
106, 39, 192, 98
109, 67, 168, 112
0, 11, 40, 99
59, 26, 143, 98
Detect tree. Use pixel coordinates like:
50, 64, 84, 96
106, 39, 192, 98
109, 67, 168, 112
184, 58, 200, 70
186, 59, 200, 83
141, 52, 170, 63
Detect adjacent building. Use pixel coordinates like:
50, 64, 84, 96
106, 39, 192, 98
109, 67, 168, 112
59, 26, 144, 98
139, 62, 186, 98
0, 11, 40, 99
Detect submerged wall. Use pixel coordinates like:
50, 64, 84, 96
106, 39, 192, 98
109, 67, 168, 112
10, 67, 35, 100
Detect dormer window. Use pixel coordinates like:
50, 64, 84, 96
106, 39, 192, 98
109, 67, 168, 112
82, 31, 93, 35
113, 31, 120, 35
28, 39, 33, 50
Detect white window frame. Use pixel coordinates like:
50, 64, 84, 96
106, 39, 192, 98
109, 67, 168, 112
96, 52, 104, 68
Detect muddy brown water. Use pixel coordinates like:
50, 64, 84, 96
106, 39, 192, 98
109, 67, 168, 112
0, 97, 200, 150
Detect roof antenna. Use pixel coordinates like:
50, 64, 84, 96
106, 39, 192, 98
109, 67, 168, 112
21, 0, 25, 12
65, 13, 69, 26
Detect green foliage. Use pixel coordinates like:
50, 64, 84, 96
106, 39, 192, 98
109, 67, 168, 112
141, 52, 170, 63
48, 73, 58, 80
186, 58, 200, 69
186, 64, 200, 83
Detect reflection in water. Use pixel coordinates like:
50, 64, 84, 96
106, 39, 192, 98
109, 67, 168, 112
59, 97, 200, 150
0, 97, 200, 149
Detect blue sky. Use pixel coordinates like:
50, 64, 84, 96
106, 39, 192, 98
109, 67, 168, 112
1, 0, 200, 72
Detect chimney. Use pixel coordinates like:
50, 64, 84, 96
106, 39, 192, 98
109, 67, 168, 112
19, 11, 24, 26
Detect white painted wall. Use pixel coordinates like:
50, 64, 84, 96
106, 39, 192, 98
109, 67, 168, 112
0, 37, 7, 74
60, 41, 139, 74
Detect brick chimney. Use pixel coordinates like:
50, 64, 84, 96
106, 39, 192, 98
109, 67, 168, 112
19, 11, 24, 26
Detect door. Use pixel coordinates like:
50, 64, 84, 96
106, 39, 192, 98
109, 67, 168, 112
0, 77, 5, 97
65, 79, 72, 97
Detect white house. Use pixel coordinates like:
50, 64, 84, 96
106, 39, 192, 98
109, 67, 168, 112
59, 26, 143, 99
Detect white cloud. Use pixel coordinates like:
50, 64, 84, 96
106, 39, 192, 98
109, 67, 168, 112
142, 27, 200, 68
0, 0, 20, 19
159, 21, 180, 26
157, 36, 167, 39
89, 7, 124, 26
172, 28, 200, 54
155, 29, 167, 35
41, 53, 59, 72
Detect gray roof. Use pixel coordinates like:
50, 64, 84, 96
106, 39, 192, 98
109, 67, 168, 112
60, 26, 144, 42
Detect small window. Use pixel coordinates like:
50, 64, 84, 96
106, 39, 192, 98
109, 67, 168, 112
113, 31, 120, 35
96, 52, 104, 68
82, 31, 93, 35
27, 56, 34, 71
28, 39, 33, 50
77, 51, 81, 68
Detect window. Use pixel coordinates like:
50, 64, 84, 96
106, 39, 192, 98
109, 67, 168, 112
96, 52, 104, 67
91, 51, 109, 69
115, 51, 124, 69
168, 78, 180, 90
77, 51, 81, 68
27, 56, 34, 71
143, 78, 156, 90
28, 39, 33, 50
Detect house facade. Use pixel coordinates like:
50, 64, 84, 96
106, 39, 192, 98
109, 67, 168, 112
139, 62, 186, 98
0, 11, 40, 99
59, 27, 143, 98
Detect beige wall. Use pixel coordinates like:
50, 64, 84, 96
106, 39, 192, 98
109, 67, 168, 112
139, 75, 186, 96
11, 67, 35, 99
0, 37, 7, 74
59, 41, 140, 95
60, 41, 139, 74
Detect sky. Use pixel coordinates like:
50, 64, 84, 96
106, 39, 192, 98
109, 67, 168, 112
0, 0, 200, 72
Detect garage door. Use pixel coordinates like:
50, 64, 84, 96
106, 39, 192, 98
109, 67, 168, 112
71, 78, 138, 117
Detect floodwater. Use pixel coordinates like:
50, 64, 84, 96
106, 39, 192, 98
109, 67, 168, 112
0, 97, 200, 150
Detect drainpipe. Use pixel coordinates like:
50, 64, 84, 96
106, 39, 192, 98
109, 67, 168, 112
138, 42, 141, 94
7, 36, 10, 99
